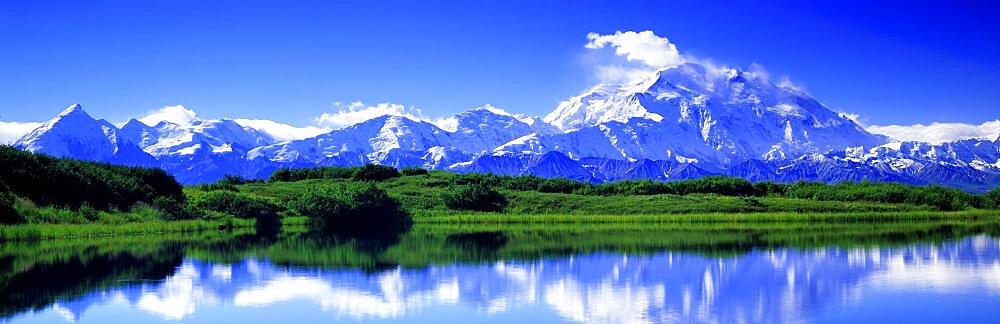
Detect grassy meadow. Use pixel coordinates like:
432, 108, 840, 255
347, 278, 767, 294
1, 146, 999, 240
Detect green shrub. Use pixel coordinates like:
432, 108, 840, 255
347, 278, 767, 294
198, 174, 261, 192
400, 167, 430, 176
97, 203, 166, 224
153, 196, 199, 220
752, 181, 788, 197
192, 190, 282, 232
538, 178, 585, 194
192, 191, 280, 220
0, 191, 23, 224
442, 184, 508, 212
353, 164, 400, 182
289, 183, 409, 233
452, 173, 502, 187
269, 166, 361, 182
740, 196, 765, 211
268, 168, 294, 182
784, 181, 976, 211
219, 174, 258, 185
0, 145, 184, 211
499, 174, 544, 191
15, 199, 87, 224
987, 188, 1000, 209
78, 204, 100, 222
290, 190, 349, 222
198, 182, 239, 192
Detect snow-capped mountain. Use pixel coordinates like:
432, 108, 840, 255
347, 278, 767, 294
533, 63, 886, 165
9, 63, 1000, 190
246, 107, 546, 169
14, 104, 157, 166
120, 118, 276, 157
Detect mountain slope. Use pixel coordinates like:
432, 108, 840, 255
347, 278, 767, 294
9, 65, 999, 191
532, 63, 887, 166
14, 104, 156, 166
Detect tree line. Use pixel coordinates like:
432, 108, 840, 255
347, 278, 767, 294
265, 164, 1000, 211
0, 146, 184, 222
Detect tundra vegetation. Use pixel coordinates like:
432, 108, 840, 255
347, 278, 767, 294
1, 146, 998, 240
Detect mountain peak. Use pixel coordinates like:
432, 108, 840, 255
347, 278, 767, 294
58, 103, 87, 117
122, 118, 144, 127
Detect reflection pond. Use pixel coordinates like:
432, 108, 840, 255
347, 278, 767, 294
3, 220, 1000, 323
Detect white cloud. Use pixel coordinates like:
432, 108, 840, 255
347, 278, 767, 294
839, 112, 863, 124
314, 102, 421, 129
585, 30, 685, 68
583, 30, 690, 85
0, 121, 43, 144
581, 30, 806, 92
313, 102, 457, 131
234, 119, 329, 142
138, 105, 199, 126
866, 120, 1000, 144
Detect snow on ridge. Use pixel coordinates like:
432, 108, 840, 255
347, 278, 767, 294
234, 119, 329, 142
866, 120, 1000, 145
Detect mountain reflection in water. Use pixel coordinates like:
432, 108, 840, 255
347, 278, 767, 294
5, 231, 999, 323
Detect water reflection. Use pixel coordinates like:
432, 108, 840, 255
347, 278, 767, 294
7, 234, 1000, 323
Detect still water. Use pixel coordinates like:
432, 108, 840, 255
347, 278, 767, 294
3, 223, 1000, 323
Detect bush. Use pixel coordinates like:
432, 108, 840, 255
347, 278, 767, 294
198, 182, 239, 192
78, 204, 100, 222
987, 188, 1000, 209
0, 145, 184, 211
353, 164, 400, 182
219, 174, 258, 185
752, 181, 788, 197
499, 174, 544, 191
289, 183, 409, 233
740, 196, 764, 211
442, 184, 508, 212
784, 181, 977, 211
97, 203, 166, 224
192, 191, 280, 220
537, 178, 585, 194
15, 201, 87, 224
0, 191, 23, 224
400, 167, 430, 176
452, 173, 502, 187
269, 166, 361, 182
153, 196, 198, 220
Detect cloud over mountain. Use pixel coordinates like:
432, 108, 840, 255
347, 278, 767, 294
314, 102, 427, 129
867, 120, 1000, 144
0, 121, 43, 144
583, 30, 711, 85
138, 105, 199, 126
585, 30, 686, 68
313, 101, 460, 131
234, 119, 329, 142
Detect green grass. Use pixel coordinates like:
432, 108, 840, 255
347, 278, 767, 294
416, 210, 999, 224
0, 216, 312, 241
0, 219, 254, 240
5, 170, 997, 241
230, 172, 938, 219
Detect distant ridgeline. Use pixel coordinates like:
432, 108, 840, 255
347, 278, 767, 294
0, 146, 184, 218
12, 62, 1000, 191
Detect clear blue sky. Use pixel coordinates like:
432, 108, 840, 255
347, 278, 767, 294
1, 0, 998, 126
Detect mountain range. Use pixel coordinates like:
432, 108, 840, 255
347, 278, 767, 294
11, 62, 1000, 191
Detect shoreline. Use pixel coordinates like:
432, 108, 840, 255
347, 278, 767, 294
4, 210, 997, 241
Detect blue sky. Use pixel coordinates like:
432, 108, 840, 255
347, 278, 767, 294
1, 1, 999, 130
